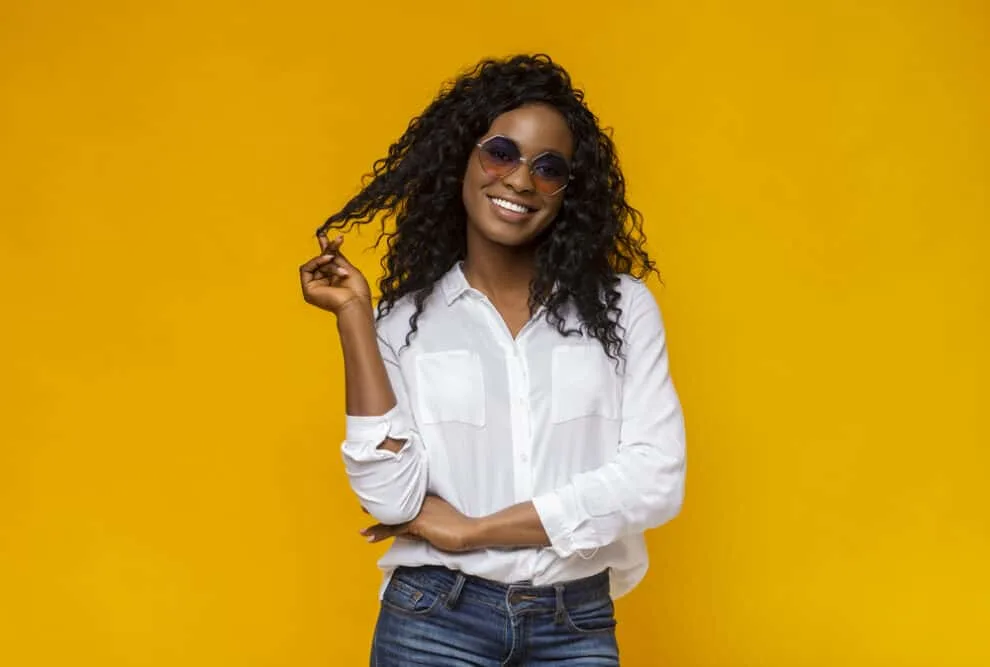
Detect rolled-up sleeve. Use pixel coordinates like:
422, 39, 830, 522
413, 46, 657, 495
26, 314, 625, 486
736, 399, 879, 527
532, 281, 687, 557
340, 333, 428, 526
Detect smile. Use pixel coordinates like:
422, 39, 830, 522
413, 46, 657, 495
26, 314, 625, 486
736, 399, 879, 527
488, 196, 537, 214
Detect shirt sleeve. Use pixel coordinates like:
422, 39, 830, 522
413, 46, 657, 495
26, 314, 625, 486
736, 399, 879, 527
340, 331, 428, 526
532, 281, 687, 557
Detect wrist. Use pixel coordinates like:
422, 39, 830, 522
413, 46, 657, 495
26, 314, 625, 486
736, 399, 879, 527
335, 297, 374, 325
464, 515, 491, 551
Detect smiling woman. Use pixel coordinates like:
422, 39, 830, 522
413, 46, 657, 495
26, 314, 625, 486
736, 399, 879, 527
463, 104, 573, 253
298, 54, 686, 666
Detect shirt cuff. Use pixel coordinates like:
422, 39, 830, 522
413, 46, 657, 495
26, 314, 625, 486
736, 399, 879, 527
532, 491, 577, 558
341, 405, 413, 462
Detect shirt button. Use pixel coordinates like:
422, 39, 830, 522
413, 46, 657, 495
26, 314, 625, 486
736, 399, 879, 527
520, 453, 529, 463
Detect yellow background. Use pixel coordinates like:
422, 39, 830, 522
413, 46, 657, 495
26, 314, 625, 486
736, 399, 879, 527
2, 1, 988, 665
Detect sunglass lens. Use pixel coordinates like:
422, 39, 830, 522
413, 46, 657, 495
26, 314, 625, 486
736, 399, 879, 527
531, 154, 570, 194
478, 136, 521, 177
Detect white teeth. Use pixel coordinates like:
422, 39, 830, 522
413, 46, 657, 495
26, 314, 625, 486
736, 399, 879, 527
491, 197, 530, 214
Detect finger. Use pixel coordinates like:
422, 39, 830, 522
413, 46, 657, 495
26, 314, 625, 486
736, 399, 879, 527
360, 522, 410, 543
299, 254, 335, 279
319, 233, 344, 256
300, 260, 335, 287
360, 524, 394, 543
314, 255, 343, 276
324, 254, 351, 277
367, 530, 424, 544
333, 249, 356, 272
315, 258, 349, 280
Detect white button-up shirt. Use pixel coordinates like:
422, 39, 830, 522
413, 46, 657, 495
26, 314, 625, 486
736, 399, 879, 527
342, 263, 686, 599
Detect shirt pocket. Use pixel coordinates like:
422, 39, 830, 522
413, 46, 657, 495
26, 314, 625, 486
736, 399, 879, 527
551, 344, 620, 423
414, 350, 486, 427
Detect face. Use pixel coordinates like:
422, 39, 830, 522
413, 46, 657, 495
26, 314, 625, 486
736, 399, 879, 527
462, 103, 574, 250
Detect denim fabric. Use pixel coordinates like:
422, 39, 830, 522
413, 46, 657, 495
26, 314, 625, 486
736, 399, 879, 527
370, 566, 619, 666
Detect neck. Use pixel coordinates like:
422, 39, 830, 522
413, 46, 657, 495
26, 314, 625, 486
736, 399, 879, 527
462, 235, 536, 303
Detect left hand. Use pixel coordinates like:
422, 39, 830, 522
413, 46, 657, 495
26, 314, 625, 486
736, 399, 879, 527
361, 495, 479, 553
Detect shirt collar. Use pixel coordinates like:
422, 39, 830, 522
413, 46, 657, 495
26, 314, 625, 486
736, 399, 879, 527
437, 262, 556, 319
439, 261, 472, 306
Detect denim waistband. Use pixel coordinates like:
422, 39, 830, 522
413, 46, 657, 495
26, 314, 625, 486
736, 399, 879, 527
390, 565, 611, 612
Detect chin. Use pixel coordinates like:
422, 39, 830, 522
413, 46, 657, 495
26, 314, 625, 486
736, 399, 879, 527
476, 217, 547, 248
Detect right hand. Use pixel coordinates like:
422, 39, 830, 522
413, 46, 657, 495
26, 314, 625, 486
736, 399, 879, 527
299, 233, 372, 315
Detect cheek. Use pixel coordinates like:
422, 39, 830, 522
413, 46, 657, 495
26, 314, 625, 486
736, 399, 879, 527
540, 197, 565, 224
461, 175, 480, 212
463, 156, 489, 189
462, 163, 483, 199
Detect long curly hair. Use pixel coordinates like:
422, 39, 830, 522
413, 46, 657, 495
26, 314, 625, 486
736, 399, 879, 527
316, 54, 656, 361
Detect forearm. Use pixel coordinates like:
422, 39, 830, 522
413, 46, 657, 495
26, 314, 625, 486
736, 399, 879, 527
530, 444, 685, 557
336, 300, 395, 414
336, 301, 403, 453
465, 448, 684, 554
469, 501, 551, 549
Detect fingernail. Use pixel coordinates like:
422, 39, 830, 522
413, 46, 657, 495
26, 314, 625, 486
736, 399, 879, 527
366, 535, 375, 543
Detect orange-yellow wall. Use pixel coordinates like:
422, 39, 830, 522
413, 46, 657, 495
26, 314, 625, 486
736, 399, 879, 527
2, 1, 988, 665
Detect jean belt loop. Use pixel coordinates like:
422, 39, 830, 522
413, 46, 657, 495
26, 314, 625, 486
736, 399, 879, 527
445, 571, 467, 610
553, 583, 566, 625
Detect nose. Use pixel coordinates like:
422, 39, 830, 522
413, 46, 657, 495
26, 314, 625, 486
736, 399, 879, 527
501, 161, 536, 194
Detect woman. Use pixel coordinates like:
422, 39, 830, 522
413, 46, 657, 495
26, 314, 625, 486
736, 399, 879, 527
299, 54, 686, 666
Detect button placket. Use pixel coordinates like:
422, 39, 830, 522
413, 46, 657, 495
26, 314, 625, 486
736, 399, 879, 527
475, 295, 536, 502
508, 343, 534, 501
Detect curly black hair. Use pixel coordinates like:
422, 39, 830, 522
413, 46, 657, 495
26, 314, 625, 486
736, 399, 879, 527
316, 53, 656, 361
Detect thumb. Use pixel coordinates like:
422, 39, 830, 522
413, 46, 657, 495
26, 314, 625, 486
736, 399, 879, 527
335, 252, 356, 272
332, 240, 358, 271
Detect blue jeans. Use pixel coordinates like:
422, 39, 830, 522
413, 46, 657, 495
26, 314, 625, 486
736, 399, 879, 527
370, 565, 619, 666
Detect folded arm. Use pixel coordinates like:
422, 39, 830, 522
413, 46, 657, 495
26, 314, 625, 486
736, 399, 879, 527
337, 304, 428, 525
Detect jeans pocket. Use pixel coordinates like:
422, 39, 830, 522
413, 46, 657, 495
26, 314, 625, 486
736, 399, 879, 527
563, 595, 618, 634
380, 575, 444, 617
